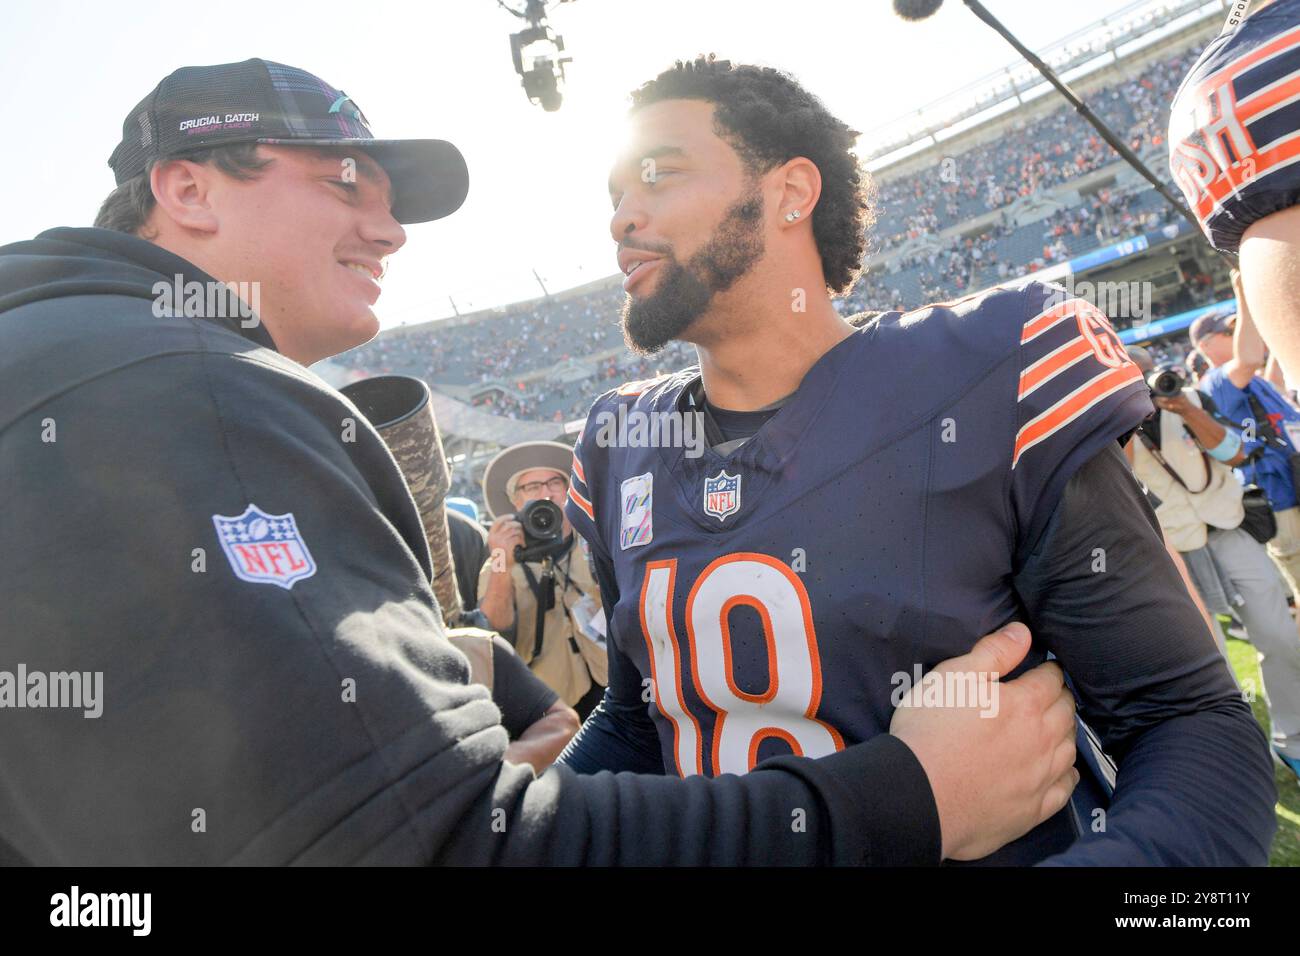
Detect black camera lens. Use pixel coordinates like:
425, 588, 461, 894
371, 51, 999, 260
513, 499, 567, 564
520, 499, 562, 543
1147, 367, 1184, 399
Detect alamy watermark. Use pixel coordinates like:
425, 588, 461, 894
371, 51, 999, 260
589, 403, 705, 458
1043, 274, 1154, 322
50, 886, 150, 936
152, 273, 260, 327
0, 664, 103, 718
890, 664, 1000, 717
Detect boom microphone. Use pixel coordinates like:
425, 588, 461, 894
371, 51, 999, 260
891, 0, 1224, 258
892, 0, 945, 20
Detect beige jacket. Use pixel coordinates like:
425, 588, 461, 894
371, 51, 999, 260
1131, 391, 1245, 552
477, 542, 608, 706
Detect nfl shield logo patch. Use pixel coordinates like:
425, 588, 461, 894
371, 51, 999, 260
212, 504, 317, 589
619, 472, 654, 550
704, 470, 741, 522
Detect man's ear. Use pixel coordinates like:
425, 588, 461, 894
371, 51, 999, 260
149, 159, 220, 234
775, 157, 822, 226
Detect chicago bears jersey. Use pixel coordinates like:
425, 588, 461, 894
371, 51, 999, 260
565, 281, 1149, 790
1169, 0, 1300, 253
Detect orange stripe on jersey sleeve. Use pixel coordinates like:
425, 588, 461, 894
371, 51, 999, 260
1184, 26, 1300, 219
1019, 336, 1093, 399
1021, 301, 1076, 343
1196, 23, 1300, 95
571, 450, 586, 486
1012, 364, 1143, 468
1238, 74, 1300, 123
1196, 135, 1300, 220
568, 484, 595, 521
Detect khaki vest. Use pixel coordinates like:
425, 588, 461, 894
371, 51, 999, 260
445, 627, 497, 692
1131, 391, 1244, 552
477, 543, 608, 707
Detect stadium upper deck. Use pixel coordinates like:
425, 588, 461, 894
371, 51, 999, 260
333, 7, 1225, 428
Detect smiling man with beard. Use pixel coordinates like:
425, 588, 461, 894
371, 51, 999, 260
560, 55, 1277, 865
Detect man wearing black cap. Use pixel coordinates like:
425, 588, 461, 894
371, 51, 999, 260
0, 59, 1083, 865
94, 58, 468, 363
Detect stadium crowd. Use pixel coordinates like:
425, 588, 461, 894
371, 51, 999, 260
338, 40, 1208, 425
870, 44, 1198, 251
333, 285, 628, 386
468, 339, 698, 423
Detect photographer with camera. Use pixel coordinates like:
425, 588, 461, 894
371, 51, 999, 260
1195, 271, 1300, 616
480, 441, 608, 719
1127, 347, 1300, 779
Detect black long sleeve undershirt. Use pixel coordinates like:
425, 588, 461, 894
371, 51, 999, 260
1019, 443, 1275, 865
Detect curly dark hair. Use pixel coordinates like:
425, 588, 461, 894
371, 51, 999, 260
629, 54, 875, 294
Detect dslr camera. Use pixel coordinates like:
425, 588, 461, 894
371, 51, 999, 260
513, 499, 569, 563
1146, 363, 1187, 399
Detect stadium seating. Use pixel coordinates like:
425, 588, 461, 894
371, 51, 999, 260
336, 38, 1206, 432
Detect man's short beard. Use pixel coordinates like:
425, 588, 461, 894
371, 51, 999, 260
620, 187, 766, 355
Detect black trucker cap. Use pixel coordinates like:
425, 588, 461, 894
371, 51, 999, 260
107, 58, 468, 224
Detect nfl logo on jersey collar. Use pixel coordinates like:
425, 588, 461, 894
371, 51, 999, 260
212, 503, 317, 589
703, 469, 741, 522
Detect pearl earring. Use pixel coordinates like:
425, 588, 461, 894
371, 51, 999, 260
784, 210, 801, 223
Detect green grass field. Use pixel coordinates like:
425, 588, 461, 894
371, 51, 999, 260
1225, 637, 1300, 866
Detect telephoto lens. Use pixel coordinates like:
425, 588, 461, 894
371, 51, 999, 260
1147, 365, 1186, 399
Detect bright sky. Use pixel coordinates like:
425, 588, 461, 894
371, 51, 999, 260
1, 0, 1202, 329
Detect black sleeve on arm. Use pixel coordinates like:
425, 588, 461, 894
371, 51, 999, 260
555, 549, 667, 775
457, 731, 940, 866
448, 510, 490, 611
490, 634, 559, 737
1013, 443, 1277, 865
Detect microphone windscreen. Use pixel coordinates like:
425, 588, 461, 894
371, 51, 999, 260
893, 0, 945, 21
